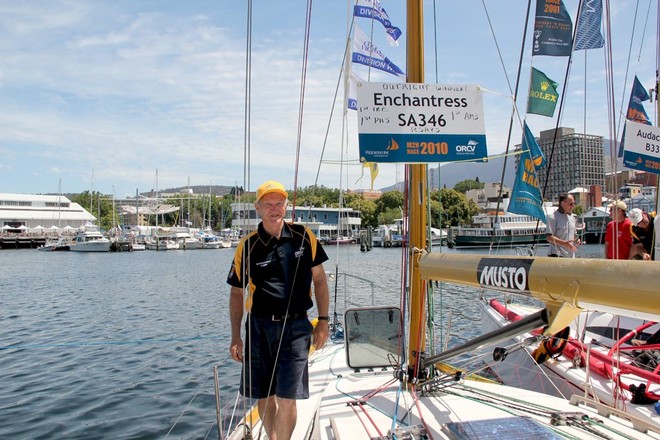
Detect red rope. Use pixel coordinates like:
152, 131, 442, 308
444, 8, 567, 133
349, 402, 377, 438
411, 386, 435, 440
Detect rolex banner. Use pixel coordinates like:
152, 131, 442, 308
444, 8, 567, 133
527, 68, 559, 117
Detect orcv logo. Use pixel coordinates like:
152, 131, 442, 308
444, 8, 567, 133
456, 140, 478, 153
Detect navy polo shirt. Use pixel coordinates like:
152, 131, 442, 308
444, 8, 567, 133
227, 222, 328, 316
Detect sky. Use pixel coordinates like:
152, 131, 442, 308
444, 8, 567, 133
0, 1, 657, 198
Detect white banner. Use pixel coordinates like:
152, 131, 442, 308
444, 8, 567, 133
356, 82, 488, 163
623, 120, 660, 174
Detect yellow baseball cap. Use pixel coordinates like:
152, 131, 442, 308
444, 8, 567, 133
608, 200, 627, 211
256, 180, 288, 202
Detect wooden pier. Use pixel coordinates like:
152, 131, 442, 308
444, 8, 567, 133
0, 235, 47, 249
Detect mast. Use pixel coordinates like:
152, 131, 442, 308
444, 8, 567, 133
135, 188, 139, 227
406, 0, 428, 379
112, 186, 116, 234
208, 181, 212, 229
57, 178, 62, 229
187, 176, 192, 228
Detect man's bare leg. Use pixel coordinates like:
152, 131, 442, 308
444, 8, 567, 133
275, 398, 297, 439
258, 397, 276, 439
257, 396, 297, 440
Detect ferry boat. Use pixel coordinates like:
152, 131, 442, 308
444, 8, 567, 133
447, 211, 551, 248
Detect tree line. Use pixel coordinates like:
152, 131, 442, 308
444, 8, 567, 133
71, 178, 484, 231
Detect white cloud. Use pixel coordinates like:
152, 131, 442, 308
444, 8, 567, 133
0, 0, 656, 198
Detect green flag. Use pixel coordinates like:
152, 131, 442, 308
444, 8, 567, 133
527, 68, 559, 117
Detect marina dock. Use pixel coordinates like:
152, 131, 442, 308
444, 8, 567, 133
0, 235, 47, 249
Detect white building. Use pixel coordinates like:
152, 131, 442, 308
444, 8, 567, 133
465, 182, 511, 211
230, 202, 362, 238
0, 193, 96, 230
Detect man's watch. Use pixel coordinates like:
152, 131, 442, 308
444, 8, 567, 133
317, 316, 329, 321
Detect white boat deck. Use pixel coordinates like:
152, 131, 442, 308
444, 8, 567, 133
228, 337, 660, 439
481, 301, 660, 427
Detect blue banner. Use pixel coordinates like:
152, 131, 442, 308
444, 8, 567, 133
619, 76, 652, 156
353, 0, 402, 46
622, 150, 660, 174
507, 123, 547, 223
347, 72, 361, 111
352, 25, 405, 79
626, 76, 651, 123
533, 0, 573, 56
358, 133, 488, 163
574, 0, 604, 50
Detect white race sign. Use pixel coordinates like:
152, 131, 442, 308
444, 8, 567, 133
356, 82, 488, 163
623, 120, 660, 174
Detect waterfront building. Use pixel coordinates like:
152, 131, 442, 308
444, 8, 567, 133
581, 206, 609, 244
517, 127, 605, 204
465, 182, 511, 211
624, 193, 656, 213
230, 202, 361, 239
0, 193, 96, 230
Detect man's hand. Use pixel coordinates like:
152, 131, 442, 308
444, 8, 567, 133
313, 320, 329, 350
230, 338, 244, 362
564, 240, 577, 253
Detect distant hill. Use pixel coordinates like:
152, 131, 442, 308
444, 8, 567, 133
132, 138, 622, 197
379, 156, 515, 192
379, 136, 633, 193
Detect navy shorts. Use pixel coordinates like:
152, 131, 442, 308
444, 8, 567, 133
241, 315, 312, 399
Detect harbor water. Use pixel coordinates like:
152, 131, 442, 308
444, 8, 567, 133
0, 243, 604, 439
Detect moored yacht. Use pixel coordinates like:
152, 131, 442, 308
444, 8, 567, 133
69, 225, 111, 252
170, 228, 200, 250
145, 235, 179, 251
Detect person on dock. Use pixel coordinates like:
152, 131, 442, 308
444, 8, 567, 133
227, 179, 330, 440
628, 208, 655, 261
604, 200, 633, 260
546, 193, 579, 257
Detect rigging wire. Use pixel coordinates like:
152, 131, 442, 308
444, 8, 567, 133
238, 1, 254, 437
539, 1, 587, 207
291, 0, 315, 216
251, 5, 318, 437
614, 0, 653, 143
164, 374, 212, 439
481, 0, 534, 251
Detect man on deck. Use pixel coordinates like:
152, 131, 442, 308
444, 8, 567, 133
546, 193, 578, 257
227, 180, 330, 440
